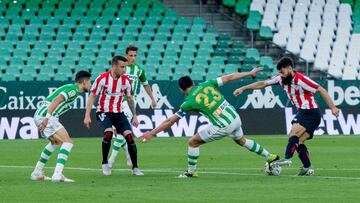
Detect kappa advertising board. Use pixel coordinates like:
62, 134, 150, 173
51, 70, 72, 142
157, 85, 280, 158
0, 80, 359, 140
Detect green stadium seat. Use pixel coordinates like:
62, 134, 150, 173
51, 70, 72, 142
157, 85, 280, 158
240, 64, 254, 72
22, 68, 37, 77
38, 8, 54, 17
228, 56, 242, 65
211, 56, 226, 65
44, 56, 60, 66
246, 18, 260, 31
259, 56, 275, 71
5, 66, 21, 76
218, 32, 232, 42
225, 64, 240, 73
206, 72, 222, 80
223, 0, 236, 7
245, 48, 260, 63
1, 73, 17, 81
259, 26, 273, 40
162, 16, 177, 26
155, 73, 171, 80
235, 0, 251, 15
36, 73, 52, 81
255, 72, 270, 80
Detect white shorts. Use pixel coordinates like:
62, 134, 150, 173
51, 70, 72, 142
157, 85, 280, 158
34, 115, 64, 138
199, 116, 244, 142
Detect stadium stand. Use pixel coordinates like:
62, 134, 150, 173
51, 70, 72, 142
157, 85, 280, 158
0, 0, 279, 81
244, 0, 360, 80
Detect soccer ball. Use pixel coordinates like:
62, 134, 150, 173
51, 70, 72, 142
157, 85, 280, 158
264, 162, 282, 176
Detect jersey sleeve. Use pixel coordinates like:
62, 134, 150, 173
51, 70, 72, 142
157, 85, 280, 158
60, 86, 77, 101
175, 101, 191, 118
125, 77, 133, 96
139, 69, 149, 85
266, 74, 282, 85
298, 75, 319, 93
91, 75, 104, 95
206, 77, 224, 88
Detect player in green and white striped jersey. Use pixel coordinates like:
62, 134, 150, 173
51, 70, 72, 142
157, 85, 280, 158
31, 71, 92, 182
108, 45, 157, 169
140, 68, 279, 178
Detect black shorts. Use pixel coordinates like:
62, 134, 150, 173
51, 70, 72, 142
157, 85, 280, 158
291, 108, 321, 139
96, 112, 132, 135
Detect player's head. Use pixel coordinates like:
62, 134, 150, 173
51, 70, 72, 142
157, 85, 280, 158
75, 70, 92, 92
276, 56, 294, 76
125, 45, 138, 65
178, 76, 194, 94
111, 55, 128, 77
277, 57, 295, 85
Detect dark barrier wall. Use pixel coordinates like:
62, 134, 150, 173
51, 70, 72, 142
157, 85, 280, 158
0, 80, 359, 139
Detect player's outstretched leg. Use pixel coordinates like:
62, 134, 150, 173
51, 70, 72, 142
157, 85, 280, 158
236, 137, 279, 164
124, 133, 143, 176
51, 142, 74, 182
31, 142, 56, 181
101, 130, 113, 176
108, 134, 131, 168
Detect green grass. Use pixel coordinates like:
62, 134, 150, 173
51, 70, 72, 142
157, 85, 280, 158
1, 135, 360, 202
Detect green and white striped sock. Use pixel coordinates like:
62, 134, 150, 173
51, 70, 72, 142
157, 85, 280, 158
54, 142, 73, 176
243, 139, 270, 158
188, 146, 199, 173
35, 143, 56, 171
109, 135, 127, 164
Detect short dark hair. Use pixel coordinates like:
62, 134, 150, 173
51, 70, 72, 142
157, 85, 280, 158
178, 76, 193, 91
276, 56, 294, 70
75, 70, 91, 83
112, 55, 127, 66
126, 45, 138, 54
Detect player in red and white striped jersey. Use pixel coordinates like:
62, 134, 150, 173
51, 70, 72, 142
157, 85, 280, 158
83, 55, 144, 176
233, 57, 339, 176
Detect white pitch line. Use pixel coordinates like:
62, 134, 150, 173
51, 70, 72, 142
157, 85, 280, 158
0, 165, 360, 180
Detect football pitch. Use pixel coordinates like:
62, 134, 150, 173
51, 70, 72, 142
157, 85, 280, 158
0, 135, 360, 203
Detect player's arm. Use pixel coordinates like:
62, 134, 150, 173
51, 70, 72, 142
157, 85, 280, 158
140, 69, 157, 108
233, 80, 269, 96
143, 84, 157, 108
318, 86, 339, 117
84, 92, 96, 129
127, 95, 139, 127
141, 114, 181, 142
38, 95, 64, 132
221, 67, 263, 84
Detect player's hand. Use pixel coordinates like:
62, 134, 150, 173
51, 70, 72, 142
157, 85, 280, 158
250, 67, 264, 77
151, 99, 157, 109
331, 107, 340, 117
84, 116, 91, 129
132, 115, 139, 128
233, 87, 244, 96
38, 118, 48, 132
140, 131, 154, 143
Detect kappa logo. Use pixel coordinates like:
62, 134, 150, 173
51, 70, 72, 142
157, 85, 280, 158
241, 86, 284, 109
137, 84, 174, 109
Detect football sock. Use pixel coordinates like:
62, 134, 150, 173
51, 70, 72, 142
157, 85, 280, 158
297, 144, 311, 168
187, 146, 199, 173
125, 134, 138, 169
102, 131, 113, 164
285, 136, 299, 159
243, 139, 270, 158
54, 142, 73, 176
35, 142, 56, 171
108, 134, 127, 164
